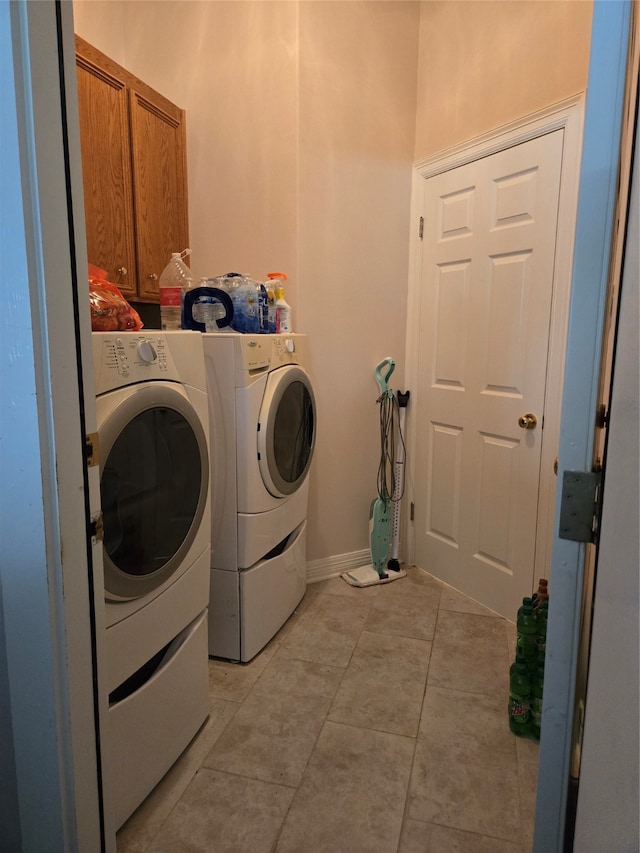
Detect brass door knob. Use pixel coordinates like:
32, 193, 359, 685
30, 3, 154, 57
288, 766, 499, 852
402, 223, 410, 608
518, 413, 538, 430
117, 266, 127, 276
148, 273, 158, 281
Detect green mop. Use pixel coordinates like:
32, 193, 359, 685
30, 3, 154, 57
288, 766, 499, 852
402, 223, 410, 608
341, 358, 408, 588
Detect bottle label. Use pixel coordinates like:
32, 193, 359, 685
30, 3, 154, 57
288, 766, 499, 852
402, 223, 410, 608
509, 693, 530, 722
531, 696, 543, 726
160, 286, 182, 307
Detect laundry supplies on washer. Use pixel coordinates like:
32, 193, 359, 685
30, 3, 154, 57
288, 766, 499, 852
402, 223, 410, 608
267, 272, 292, 333
197, 271, 295, 335
263, 278, 278, 333
159, 249, 193, 331
229, 275, 261, 333
182, 278, 234, 332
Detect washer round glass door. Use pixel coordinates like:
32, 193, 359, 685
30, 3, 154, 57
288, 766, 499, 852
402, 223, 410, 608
98, 382, 209, 601
257, 365, 316, 497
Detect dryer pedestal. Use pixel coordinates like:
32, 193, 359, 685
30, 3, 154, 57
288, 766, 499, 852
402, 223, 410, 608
209, 520, 307, 661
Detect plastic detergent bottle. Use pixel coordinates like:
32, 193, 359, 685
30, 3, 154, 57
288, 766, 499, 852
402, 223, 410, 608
268, 273, 292, 333
159, 249, 192, 330
263, 279, 277, 333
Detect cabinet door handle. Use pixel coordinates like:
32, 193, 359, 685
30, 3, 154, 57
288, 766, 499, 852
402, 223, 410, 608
117, 267, 127, 276
148, 273, 158, 281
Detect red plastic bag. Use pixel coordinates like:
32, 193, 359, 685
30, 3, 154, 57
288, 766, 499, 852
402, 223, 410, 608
88, 265, 143, 331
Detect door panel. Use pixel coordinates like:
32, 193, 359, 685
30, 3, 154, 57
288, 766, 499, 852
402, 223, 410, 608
414, 130, 564, 618
129, 89, 189, 299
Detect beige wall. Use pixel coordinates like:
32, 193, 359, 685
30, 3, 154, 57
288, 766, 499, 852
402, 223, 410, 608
415, 0, 593, 160
72, 0, 420, 565
73, 1, 299, 296
297, 2, 419, 561
73, 0, 126, 65
72, 0, 593, 568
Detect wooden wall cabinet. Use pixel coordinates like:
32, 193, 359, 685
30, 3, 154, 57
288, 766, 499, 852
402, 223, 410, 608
75, 36, 189, 302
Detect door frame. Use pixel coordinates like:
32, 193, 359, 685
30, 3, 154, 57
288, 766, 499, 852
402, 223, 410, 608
534, 3, 633, 850
404, 94, 585, 591
1, 1, 111, 850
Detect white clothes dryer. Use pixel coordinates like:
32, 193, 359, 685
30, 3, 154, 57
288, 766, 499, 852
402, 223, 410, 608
93, 331, 210, 828
203, 333, 316, 662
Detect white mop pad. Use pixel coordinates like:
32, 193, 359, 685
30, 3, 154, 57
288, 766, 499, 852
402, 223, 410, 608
341, 563, 407, 588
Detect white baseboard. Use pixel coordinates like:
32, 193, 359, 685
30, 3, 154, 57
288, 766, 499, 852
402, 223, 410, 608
305, 549, 371, 584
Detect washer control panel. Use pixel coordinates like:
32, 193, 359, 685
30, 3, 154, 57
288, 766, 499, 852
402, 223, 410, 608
92, 332, 182, 394
236, 334, 307, 371
275, 336, 296, 356
101, 335, 169, 378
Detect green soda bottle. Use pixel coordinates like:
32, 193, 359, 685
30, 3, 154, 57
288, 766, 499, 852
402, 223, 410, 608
517, 604, 537, 673
536, 606, 548, 655
517, 596, 533, 619
510, 651, 528, 679
530, 664, 545, 740
509, 662, 532, 736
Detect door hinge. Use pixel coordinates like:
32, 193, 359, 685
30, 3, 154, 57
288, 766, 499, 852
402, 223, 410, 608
410, 501, 415, 521
85, 432, 100, 467
596, 404, 608, 429
89, 512, 104, 542
418, 217, 424, 240
558, 470, 602, 544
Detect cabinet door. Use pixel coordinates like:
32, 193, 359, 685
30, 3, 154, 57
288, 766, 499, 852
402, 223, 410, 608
129, 90, 189, 301
76, 53, 137, 299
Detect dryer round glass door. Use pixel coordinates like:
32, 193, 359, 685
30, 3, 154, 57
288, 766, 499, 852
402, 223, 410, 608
97, 383, 209, 601
257, 365, 316, 497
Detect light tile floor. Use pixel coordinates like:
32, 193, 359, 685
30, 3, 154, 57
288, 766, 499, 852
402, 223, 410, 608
117, 567, 539, 853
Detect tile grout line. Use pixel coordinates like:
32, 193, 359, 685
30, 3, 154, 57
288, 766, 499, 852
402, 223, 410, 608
118, 570, 538, 852
268, 580, 377, 852
129, 690, 250, 853
393, 572, 443, 852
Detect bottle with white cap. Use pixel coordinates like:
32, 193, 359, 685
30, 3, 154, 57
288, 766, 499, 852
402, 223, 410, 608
159, 249, 193, 330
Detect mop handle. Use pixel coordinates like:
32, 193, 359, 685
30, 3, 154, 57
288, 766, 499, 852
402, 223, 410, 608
375, 357, 395, 397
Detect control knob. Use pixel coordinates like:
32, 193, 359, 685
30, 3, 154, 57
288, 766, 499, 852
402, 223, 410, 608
137, 340, 158, 363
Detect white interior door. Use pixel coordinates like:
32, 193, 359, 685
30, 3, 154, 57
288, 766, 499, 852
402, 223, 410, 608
413, 130, 564, 618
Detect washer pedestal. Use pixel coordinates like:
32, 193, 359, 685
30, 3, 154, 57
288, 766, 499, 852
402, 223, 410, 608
107, 609, 209, 830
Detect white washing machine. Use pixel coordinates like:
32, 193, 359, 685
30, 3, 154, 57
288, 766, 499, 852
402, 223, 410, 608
92, 331, 210, 829
203, 333, 316, 661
